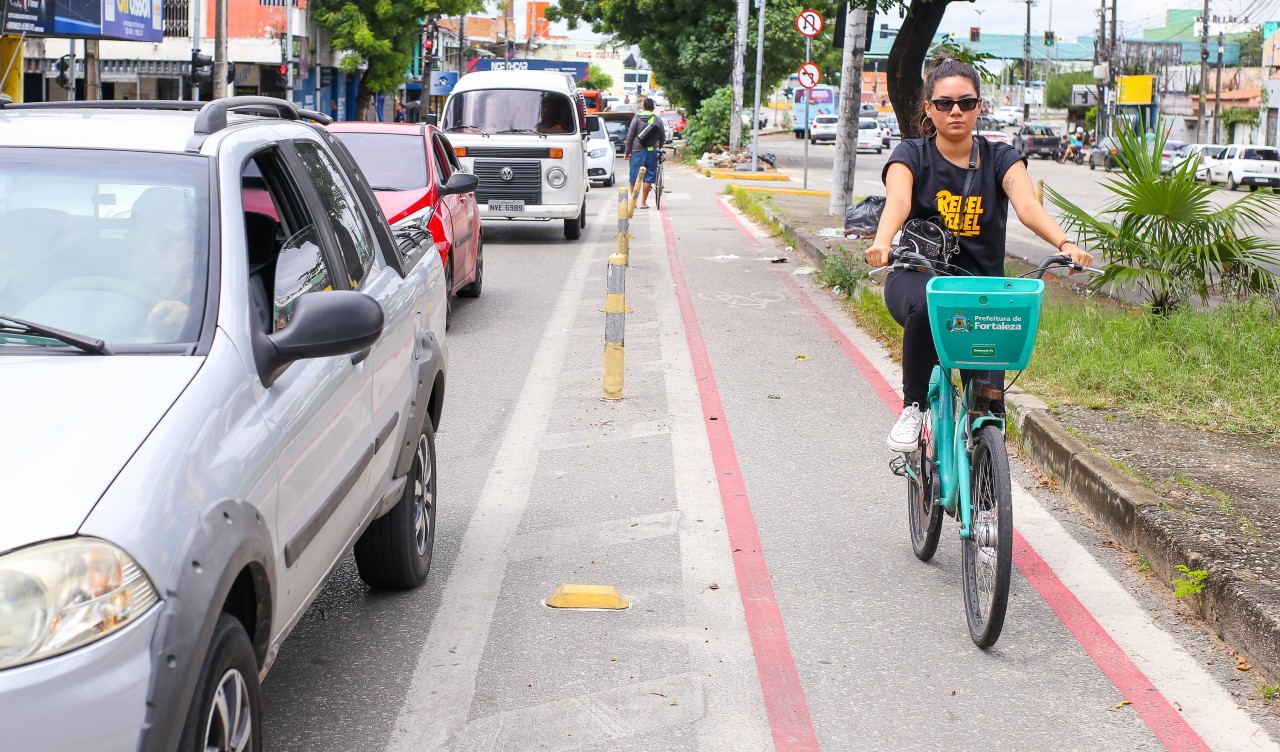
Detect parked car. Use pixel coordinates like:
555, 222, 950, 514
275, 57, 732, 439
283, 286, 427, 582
878, 120, 893, 148
584, 115, 617, 187
1157, 140, 1189, 173
1206, 144, 1280, 190
975, 115, 1002, 131
979, 130, 1012, 146
1014, 123, 1058, 159
440, 70, 589, 240
1182, 143, 1228, 181
883, 114, 901, 138
742, 107, 769, 129
600, 111, 633, 154
0, 96, 448, 751
993, 106, 1023, 126
810, 114, 838, 143
329, 121, 482, 328
659, 110, 685, 140
1089, 136, 1123, 171
857, 117, 883, 153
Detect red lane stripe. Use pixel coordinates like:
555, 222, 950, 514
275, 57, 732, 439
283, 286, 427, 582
715, 197, 762, 246
1012, 531, 1211, 752
779, 273, 1211, 751
661, 204, 820, 751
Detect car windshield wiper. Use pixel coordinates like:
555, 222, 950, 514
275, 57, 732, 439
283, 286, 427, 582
495, 128, 548, 138
445, 124, 489, 135
0, 314, 110, 354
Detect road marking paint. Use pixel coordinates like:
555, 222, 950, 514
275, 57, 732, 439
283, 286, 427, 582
777, 271, 1269, 751
449, 673, 705, 751
539, 419, 671, 451
661, 202, 820, 750
715, 196, 769, 244
508, 511, 679, 562
387, 199, 615, 752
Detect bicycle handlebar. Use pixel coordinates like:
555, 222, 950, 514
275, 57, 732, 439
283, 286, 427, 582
869, 249, 1103, 279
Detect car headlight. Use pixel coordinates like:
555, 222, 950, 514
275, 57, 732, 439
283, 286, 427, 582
392, 206, 434, 232
588, 148, 609, 159
0, 538, 159, 670
547, 167, 567, 189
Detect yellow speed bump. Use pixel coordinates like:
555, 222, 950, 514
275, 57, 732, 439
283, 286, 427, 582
545, 584, 630, 610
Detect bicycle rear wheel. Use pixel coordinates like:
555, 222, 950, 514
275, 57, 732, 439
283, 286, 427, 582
907, 420, 942, 561
654, 160, 664, 209
961, 425, 1013, 648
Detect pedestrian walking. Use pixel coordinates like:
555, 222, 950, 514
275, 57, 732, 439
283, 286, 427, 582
623, 97, 665, 209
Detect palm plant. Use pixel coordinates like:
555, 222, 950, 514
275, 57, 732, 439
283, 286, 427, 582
1045, 122, 1280, 313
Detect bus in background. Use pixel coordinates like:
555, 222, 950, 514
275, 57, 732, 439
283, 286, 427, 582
622, 69, 652, 99
791, 84, 839, 138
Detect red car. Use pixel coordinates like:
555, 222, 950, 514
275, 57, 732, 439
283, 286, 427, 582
327, 122, 482, 326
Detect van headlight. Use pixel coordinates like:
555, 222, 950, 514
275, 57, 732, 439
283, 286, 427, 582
587, 148, 609, 159
0, 538, 159, 670
547, 167, 568, 189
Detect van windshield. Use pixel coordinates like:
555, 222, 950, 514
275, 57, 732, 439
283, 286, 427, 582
441, 89, 577, 135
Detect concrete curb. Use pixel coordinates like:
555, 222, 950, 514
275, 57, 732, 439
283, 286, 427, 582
761, 199, 1280, 681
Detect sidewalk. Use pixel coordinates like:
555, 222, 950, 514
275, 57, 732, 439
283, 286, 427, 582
735, 186, 1280, 684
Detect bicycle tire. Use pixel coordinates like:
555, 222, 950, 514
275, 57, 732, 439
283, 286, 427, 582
961, 425, 1013, 649
907, 420, 943, 561
654, 160, 664, 210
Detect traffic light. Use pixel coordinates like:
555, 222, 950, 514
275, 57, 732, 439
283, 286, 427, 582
275, 64, 288, 90
55, 55, 71, 89
191, 51, 213, 89
970, 27, 981, 43
1044, 30, 1056, 46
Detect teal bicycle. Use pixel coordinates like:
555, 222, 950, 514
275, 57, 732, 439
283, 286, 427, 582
880, 250, 1099, 648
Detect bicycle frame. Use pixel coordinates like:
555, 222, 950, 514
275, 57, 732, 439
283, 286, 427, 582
925, 367, 1004, 540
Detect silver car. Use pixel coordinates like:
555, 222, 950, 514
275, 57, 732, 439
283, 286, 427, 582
0, 97, 448, 751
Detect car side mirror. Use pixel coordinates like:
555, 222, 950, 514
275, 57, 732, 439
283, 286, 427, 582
255, 290, 384, 386
441, 172, 479, 196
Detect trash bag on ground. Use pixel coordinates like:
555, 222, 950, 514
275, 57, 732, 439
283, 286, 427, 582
844, 195, 886, 237
733, 162, 766, 172
757, 152, 777, 168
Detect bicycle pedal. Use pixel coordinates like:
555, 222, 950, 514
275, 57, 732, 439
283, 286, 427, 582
889, 455, 909, 478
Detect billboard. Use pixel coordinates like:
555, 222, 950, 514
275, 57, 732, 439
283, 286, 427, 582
2, 0, 162, 39
1117, 75, 1153, 105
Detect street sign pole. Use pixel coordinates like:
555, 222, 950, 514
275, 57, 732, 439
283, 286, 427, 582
751, 0, 767, 172
804, 37, 811, 190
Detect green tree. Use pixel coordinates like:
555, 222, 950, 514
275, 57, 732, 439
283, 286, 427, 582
1047, 122, 1280, 312
1235, 27, 1263, 68
580, 64, 613, 91
311, 0, 483, 120
683, 85, 734, 153
1045, 70, 1094, 109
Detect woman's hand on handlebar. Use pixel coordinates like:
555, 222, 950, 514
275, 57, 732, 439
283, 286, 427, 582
864, 243, 893, 268
1060, 242, 1094, 269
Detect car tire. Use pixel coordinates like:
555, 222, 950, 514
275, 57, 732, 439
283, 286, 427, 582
580, 201, 587, 229
354, 422, 438, 589
443, 258, 453, 331
564, 215, 582, 240
1227, 173, 1238, 191
458, 232, 482, 298
1090, 159, 1096, 171
179, 613, 262, 752
605, 173, 615, 188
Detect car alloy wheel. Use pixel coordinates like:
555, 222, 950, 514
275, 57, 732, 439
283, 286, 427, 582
204, 668, 254, 752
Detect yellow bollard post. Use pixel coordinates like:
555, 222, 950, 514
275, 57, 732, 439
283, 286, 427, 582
617, 187, 630, 266
628, 166, 646, 216
1036, 178, 1044, 205
603, 253, 627, 400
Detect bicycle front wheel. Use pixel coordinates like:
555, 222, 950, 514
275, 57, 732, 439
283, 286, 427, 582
961, 425, 1013, 648
654, 162, 664, 209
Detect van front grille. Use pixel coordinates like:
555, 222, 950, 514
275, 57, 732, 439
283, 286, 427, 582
474, 160, 542, 204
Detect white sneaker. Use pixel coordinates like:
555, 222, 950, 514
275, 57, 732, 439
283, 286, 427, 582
887, 403, 924, 453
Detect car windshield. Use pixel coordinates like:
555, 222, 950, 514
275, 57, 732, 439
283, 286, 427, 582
859, 120, 877, 130
1242, 148, 1280, 160
0, 148, 210, 350
603, 119, 630, 138
1027, 125, 1054, 136
332, 132, 428, 191
441, 89, 577, 135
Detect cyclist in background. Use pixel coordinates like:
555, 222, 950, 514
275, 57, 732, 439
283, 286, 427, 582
623, 97, 665, 209
863, 56, 1093, 452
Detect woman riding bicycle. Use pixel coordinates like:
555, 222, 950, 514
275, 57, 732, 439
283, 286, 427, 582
863, 56, 1093, 452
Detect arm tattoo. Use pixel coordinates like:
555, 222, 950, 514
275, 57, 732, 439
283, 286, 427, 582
1002, 174, 1016, 194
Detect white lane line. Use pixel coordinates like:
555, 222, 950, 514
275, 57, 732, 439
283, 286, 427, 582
649, 204, 775, 749
784, 272, 1278, 751
387, 199, 615, 752
508, 511, 679, 563
539, 419, 671, 451
450, 672, 706, 751
1014, 487, 1278, 751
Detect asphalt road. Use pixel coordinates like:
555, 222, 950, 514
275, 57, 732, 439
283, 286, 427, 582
260, 163, 1280, 751
762, 131, 1280, 275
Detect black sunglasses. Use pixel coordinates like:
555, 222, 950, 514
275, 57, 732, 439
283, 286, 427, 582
929, 97, 981, 112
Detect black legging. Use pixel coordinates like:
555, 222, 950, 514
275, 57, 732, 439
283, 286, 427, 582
884, 269, 1004, 410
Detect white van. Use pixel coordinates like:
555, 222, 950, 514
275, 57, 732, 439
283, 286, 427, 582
439, 70, 589, 240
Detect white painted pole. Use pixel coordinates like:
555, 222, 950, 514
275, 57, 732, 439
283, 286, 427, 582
750, 0, 766, 171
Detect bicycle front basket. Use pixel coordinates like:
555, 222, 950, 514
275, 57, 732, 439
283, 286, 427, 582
926, 277, 1045, 370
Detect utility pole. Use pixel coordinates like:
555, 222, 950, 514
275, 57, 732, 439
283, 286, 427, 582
730, 0, 749, 150
829, 4, 866, 216
1198, 0, 1208, 143
1214, 31, 1224, 142
191, 0, 202, 101
85, 39, 100, 100
749, 0, 767, 172
214, 0, 228, 98
1110, 0, 1117, 130
1023, 0, 1032, 123
67, 39, 75, 102
1096, 0, 1106, 138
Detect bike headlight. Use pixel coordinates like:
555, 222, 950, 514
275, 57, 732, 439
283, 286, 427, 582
546, 167, 567, 189
0, 538, 159, 670
392, 206, 434, 232
587, 148, 609, 159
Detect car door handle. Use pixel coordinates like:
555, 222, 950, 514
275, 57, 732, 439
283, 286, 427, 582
351, 347, 371, 365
